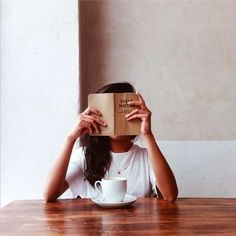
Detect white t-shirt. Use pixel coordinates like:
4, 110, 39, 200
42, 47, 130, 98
66, 144, 157, 198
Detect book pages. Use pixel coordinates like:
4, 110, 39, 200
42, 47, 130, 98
88, 93, 115, 135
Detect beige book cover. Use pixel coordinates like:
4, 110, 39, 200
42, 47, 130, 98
88, 93, 141, 136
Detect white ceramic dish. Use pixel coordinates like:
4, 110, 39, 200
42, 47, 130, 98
91, 194, 137, 208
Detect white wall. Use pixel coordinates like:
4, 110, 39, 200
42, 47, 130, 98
0, 0, 78, 207
135, 138, 236, 198
158, 141, 236, 197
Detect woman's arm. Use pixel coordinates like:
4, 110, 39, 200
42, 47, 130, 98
43, 107, 106, 202
142, 133, 178, 202
43, 135, 76, 202
126, 93, 178, 202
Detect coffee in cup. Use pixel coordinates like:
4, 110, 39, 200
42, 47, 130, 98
95, 177, 127, 202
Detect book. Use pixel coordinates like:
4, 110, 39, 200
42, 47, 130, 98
88, 93, 141, 136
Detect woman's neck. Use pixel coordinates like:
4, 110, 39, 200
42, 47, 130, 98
110, 136, 133, 153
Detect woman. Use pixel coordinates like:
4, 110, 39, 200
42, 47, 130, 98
44, 82, 178, 202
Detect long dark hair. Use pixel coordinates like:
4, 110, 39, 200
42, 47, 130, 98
80, 82, 135, 186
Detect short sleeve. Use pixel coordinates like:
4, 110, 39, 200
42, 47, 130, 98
65, 147, 86, 198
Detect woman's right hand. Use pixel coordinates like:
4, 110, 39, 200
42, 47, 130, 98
44, 106, 106, 202
69, 107, 107, 139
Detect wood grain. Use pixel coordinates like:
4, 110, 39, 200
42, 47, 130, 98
1, 198, 236, 235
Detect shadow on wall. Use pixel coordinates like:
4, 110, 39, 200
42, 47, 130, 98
79, 1, 111, 111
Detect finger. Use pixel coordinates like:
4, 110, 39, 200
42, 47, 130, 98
125, 109, 139, 118
82, 115, 107, 134
81, 118, 100, 134
126, 113, 150, 121
82, 115, 107, 127
89, 107, 102, 116
136, 92, 145, 104
125, 106, 150, 118
127, 100, 142, 107
128, 93, 146, 109
92, 122, 100, 134
82, 107, 102, 116
79, 121, 93, 135
82, 107, 91, 115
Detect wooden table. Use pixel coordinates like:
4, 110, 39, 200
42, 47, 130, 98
1, 198, 236, 235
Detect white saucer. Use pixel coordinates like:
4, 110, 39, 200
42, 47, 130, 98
91, 194, 137, 208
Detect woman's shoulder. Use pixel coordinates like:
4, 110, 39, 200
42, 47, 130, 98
70, 146, 86, 162
132, 144, 148, 156
130, 144, 150, 166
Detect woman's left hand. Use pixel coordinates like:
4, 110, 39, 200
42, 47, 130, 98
125, 92, 152, 136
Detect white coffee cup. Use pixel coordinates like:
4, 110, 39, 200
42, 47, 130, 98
95, 177, 127, 202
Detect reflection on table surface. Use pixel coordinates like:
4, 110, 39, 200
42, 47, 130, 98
1, 198, 236, 235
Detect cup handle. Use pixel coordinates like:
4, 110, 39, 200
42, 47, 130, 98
94, 180, 103, 195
